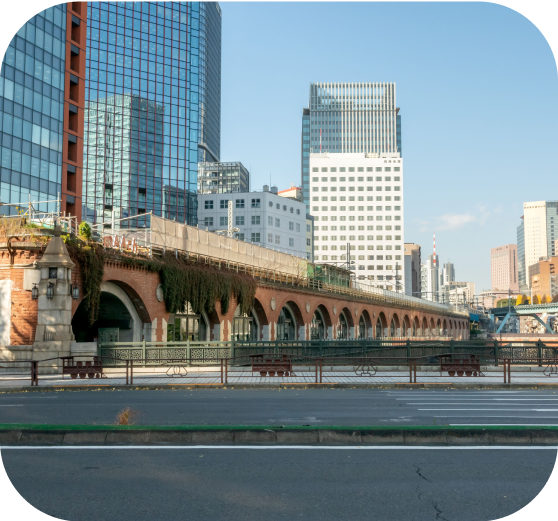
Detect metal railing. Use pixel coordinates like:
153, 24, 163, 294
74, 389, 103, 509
97, 339, 558, 367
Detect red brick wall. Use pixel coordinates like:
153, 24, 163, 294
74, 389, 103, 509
2, 247, 469, 345
0, 250, 41, 345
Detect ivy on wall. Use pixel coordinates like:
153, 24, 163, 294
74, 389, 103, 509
67, 239, 256, 325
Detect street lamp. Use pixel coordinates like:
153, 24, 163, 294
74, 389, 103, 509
31, 283, 39, 300
46, 282, 54, 300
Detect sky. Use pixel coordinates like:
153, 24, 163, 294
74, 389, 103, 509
219, 2, 558, 293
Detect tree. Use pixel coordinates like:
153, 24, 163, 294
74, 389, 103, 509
541, 294, 551, 304
552, 294, 558, 303
533, 294, 541, 305
516, 295, 523, 306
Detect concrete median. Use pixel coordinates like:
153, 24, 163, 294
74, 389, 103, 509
0, 424, 557, 446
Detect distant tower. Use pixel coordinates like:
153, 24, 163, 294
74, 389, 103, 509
433, 233, 436, 267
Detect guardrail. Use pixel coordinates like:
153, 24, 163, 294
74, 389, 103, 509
4, 352, 557, 387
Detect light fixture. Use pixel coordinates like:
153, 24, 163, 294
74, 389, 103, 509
46, 282, 54, 300
71, 283, 80, 300
31, 283, 39, 300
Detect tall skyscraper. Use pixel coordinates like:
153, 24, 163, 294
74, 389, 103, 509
439, 261, 455, 286
303, 82, 404, 291
404, 243, 421, 297
517, 201, 558, 289
0, 3, 86, 219
490, 244, 519, 292
301, 82, 401, 212
83, 2, 222, 227
1, 2, 222, 228
517, 217, 526, 291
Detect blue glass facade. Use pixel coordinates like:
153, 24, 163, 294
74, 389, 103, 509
83, 1, 221, 227
0, 4, 67, 215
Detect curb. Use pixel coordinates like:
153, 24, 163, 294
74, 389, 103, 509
1, 425, 558, 446
0, 383, 554, 393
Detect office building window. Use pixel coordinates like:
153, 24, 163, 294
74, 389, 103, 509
236, 199, 245, 208
220, 199, 229, 209
251, 199, 261, 208
289, 222, 294, 230
251, 233, 260, 243
275, 235, 280, 244
296, 223, 301, 232
219, 216, 228, 227
289, 238, 294, 247
275, 218, 280, 227
205, 201, 213, 210
204, 217, 213, 227
235, 216, 244, 226
251, 215, 260, 225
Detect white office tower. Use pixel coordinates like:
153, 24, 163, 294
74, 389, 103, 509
309, 152, 404, 291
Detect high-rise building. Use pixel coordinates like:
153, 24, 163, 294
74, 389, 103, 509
490, 244, 519, 292
197, 161, 249, 194
422, 253, 440, 301
517, 201, 558, 288
404, 243, 421, 297
517, 217, 526, 291
1, 2, 222, 228
0, 3, 87, 219
439, 261, 455, 286
309, 152, 404, 292
301, 82, 401, 212
82, 1, 221, 227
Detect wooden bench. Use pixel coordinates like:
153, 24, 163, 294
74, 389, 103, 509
62, 357, 105, 379
251, 354, 293, 377
440, 354, 483, 377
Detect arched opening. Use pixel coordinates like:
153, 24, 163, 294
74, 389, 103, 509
358, 315, 367, 339
436, 319, 442, 336
167, 302, 210, 342
390, 314, 401, 337
337, 310, 350, 339
277, 304, 296, 340
310, 308, 326, 340
72, 281, 143, 343
233, 305, 259, 341
430, 318, 436, 336
422, 317, 428, 336
376, 312, 387, 338
443, 319, 448, 336
412, 317, 419, 337
402, 315, 411, 337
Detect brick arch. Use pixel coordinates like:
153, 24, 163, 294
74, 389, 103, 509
340, 307, 355, 328
108, 279, 152, 324
359, 309, 373, 339
422, 317, 429, 335
430, 318, 436, 333
312, 303, 334, 340
390, 313, 401, 337
412, 316, 420, 337
401, 314, 411, 337
376, 311, 388, 338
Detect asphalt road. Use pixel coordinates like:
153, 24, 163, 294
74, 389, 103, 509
2, 448, 555, 521
1, 388, 558, 426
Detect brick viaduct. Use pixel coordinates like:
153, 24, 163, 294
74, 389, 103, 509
1, 250, 469, 346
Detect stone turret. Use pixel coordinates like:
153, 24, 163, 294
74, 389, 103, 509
32, 225, 76, 367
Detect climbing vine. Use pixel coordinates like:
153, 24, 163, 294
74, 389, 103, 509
66, 239, 256, 325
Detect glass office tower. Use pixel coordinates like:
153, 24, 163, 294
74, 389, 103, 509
301, 82, 401, 211
83, 1, 221, 227
0, 4, 67, 215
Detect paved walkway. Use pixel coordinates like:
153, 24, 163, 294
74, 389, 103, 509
1, 370, 557, 388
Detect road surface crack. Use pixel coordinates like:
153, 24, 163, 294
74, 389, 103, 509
433, 502, 449, 521
414, 465, 431, 482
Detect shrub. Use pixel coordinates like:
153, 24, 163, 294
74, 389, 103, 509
79, 221, 92, 240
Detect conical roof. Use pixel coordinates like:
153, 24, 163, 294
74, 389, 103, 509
36, 236, 75, 269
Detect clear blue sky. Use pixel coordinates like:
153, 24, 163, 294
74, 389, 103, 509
219, 2, 558, 292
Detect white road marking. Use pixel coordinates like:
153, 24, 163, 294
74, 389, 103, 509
1, 445, 557, 450
0, 405, 23, 407
420, 408, 558, 411
449, 424, 558, 426
434, 415, 558, 418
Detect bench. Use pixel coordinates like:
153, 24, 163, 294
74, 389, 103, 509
251, 354, 293, 377
440, 354, 483, 377
62, 357, 105, 379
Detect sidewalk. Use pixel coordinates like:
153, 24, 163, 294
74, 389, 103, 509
1, 369, 557, 391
